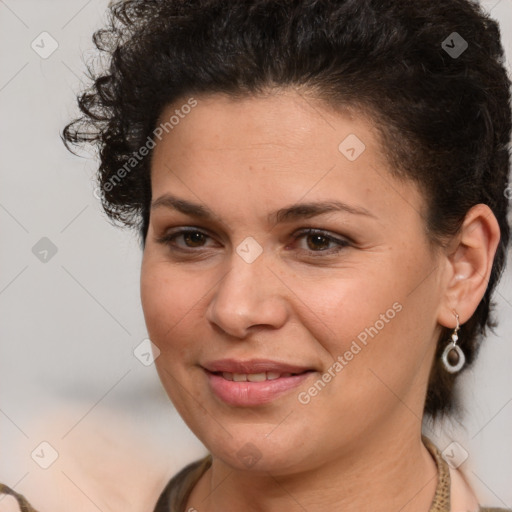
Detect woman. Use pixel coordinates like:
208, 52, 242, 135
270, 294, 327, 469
2, 0, 510, 510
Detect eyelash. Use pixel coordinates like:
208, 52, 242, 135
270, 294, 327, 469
156, 227, 350, 257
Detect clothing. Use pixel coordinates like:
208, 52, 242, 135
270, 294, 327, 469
0, 483, 38, 512
152, 437, 512, 512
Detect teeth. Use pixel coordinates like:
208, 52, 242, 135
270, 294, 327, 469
247, 372, 267, 382
219, 371, 297, 381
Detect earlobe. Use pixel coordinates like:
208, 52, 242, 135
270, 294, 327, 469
437, 203, 501, 329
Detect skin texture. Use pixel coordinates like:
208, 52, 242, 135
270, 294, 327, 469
140, 89, 500, 512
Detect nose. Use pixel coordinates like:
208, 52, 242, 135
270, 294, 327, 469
205, 247, 290, 339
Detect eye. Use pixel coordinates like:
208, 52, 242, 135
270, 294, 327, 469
156, 228, 215, 250
291, 228, 350, 256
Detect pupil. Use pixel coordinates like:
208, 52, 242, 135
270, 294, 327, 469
185, 232, 204, 246
308, 235, 328, 250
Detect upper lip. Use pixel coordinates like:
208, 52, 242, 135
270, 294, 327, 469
202, 359, 313, 374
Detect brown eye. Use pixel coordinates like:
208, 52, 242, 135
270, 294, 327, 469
182, 231, 207, 247
306, 234, 331, 251
292, 228, 350, 256
156, 228, 215, 250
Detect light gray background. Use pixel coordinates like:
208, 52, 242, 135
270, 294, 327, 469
1, 1, 511, 510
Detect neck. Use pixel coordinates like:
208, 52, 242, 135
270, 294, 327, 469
187, 423, 438, 512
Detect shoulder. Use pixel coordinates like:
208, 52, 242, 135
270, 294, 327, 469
0, 483, 39, 512
153, 455, 212, 512
447, 451, 511, 512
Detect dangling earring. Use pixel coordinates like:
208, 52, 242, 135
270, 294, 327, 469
441, 311, 465, 374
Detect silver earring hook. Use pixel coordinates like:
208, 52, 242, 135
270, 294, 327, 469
451, 311, 460, 345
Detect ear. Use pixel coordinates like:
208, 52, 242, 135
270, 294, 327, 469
437, 204, 501, 329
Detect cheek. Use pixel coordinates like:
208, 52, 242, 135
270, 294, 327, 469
288, 265, 402, 354
140, 257, 204, 353
140, 262, 172, 340
140, 257, 207, 410
296, 251, 436, 391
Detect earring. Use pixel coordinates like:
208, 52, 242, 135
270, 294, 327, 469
441, 311, 465, 374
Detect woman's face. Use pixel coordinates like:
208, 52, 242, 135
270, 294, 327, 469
140, 90, 446, 473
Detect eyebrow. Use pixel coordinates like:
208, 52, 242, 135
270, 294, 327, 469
151, 193, 376, 224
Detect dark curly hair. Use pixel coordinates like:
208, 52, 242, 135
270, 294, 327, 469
62, 0, 511, 418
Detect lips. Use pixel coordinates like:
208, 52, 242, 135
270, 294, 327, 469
202, 359, 314, 407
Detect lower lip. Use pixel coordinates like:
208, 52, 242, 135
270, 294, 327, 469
205, 370, 313, 407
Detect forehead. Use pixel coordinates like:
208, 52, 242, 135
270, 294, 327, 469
153, 91, 377, 159
150, 91, 426, 227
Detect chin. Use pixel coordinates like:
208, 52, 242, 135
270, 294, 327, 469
193, 420, 318, 474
